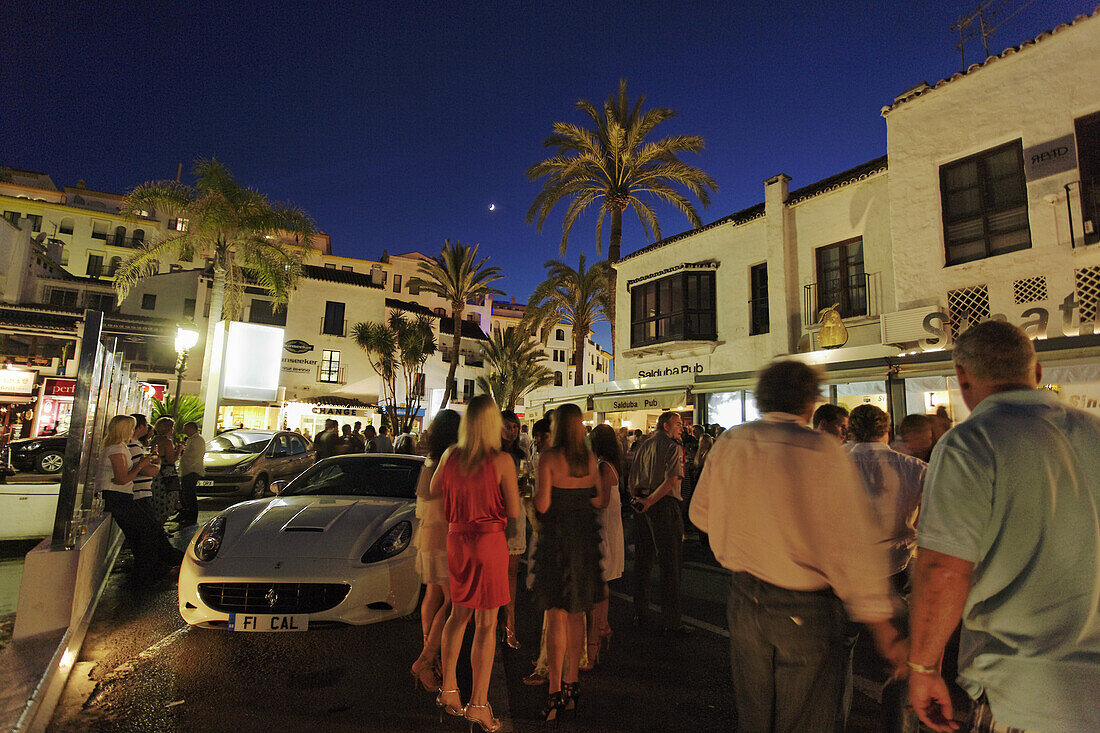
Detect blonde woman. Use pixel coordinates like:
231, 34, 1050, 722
97, 415, 182, 586
532, 403, 607, 721
410, 409, 461, 692
429, 395, 520, 733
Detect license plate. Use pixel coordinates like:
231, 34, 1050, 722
228, 613, 308, 632
196, 480, 214, 487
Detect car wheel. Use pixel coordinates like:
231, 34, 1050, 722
36, 450, 64, 474
250, 475, 269, 499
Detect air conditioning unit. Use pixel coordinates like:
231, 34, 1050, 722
881, 305, 942, 345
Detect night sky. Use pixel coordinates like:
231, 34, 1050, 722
4, 1, 1089, 347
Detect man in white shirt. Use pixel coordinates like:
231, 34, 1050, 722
175, 422, 205, 526
691, 360, 907, 731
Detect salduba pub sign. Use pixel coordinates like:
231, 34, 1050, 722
918, 292, 1096, 350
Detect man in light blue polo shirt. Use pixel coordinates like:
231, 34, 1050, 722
909, 321, 1100, 732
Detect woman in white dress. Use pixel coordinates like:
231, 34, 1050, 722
582, 424, 624, 670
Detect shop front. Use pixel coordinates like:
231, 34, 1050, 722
0, 369, 38, 446
281, 397, 377, 439
592, 388, 693, 433
32, 377, 75, 437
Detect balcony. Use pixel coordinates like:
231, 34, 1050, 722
318, 365, 347, 384
319, 317, 348, 337
802, 272, 879, 327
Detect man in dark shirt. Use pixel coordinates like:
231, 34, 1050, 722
313, 419, 341, 462
628, 411, 689, 634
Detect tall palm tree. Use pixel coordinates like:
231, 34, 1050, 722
526, 79, 717, 350
115, 158, 316, 436
353, 311, 436, 433
410, 240, 504, 408
522, 255, 612, 388
476, 326, 556, 410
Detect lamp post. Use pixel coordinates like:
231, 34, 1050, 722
172, 323, 200, 424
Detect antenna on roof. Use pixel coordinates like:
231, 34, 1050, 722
950, 0, 997, 72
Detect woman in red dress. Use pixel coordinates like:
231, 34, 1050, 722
429, 395, 520, 733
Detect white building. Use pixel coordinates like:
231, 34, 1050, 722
527, 7, 1100, 432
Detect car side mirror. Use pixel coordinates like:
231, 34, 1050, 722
271, 480, 287, 495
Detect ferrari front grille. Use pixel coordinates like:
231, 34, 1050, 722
198, 582, 351, 614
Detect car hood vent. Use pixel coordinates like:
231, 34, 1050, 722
280, 503, 353, 532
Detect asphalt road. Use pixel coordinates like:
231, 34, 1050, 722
49, 502, 900, 732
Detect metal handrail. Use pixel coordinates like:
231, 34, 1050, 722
319, 317, 348, 337
802, 272, 878, 326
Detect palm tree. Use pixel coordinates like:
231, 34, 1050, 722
410, 240, 504, 408
526, 79, 717, 350
115, 158, 316, 437
476, 326, 556, 410
353, 311, 437, 434
522, 255, 612, 388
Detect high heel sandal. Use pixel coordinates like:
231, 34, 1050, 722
436, 688, 464, 718
464, 702, 500, 732
562, 681, 580, 715
410, 660, 441, 692
540, 691, 567, 722
578, 642, 601, 671
501, 625, 521, 650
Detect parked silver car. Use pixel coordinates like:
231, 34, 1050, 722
198, 430, 314, 499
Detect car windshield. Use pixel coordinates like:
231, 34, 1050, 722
207, 431, 272, 454
282, 457, 422, 499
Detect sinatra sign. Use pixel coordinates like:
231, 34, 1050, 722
918, 293, 1096, 350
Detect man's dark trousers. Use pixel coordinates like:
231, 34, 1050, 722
633, 495, 683, 628
727, 571, 846, 733
179, 472, 200, 523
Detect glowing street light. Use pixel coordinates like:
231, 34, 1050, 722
172, 323, 200, 423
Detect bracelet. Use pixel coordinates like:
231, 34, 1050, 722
906, 661, 938, 675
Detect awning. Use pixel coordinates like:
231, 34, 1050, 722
592, 389, 689, 413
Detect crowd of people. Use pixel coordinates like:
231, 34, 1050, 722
95, 414, 206, 588
310, 419, 416, 460
401, 319, 1099, 733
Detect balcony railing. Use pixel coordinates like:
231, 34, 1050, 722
802, 272, 879, 327
318, 365, 347, 384
748, 296, 769, 335
319, 317, 348, 337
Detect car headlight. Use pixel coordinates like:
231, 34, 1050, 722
230, 458, 257, 474
361, 521, 412, 563
193, 516, 226, 562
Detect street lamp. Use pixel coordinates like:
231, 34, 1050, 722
172, 323, 200, 424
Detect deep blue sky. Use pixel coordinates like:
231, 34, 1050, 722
4, 1, 1089, 347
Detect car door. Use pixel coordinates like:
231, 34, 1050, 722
289, 435, 312, 477
268, 435, 295, 481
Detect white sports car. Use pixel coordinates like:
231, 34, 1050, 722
178, 454, 424, 631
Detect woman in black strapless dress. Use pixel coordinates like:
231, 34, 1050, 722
532, 403, 608, 721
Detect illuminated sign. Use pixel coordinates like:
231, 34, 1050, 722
219, 321, 284, 401
43, 378, 76, 397
636, 363, 704, 379
918, 293, 1095, 350
0, 369, 37, 395
593, 390, 689, 413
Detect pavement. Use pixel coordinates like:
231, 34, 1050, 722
47, 503, 905, 732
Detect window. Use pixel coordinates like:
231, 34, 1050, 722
324, 263, 336, 269
322, 301, 345, 336
468, 312, 481, 324
133, 229, 145, 243
4, 211, 20, 225
58, 218, 74, 235
85, 292, 114, 312
48, 288, 78, 308
1076, 111, 1100, 246
814, 238, 866, 320
290, 436, 308, 454
393, 274, 402, 293
554, 372, 563, 387
556, 328, 564, 341
463, 379, 474, 402
249, 299, 286, 326
183, 298, 196, 318
113, 226, 127, 246
107, 256, 122, 276
26, 214, 42, 232
141, 293, 157, 310
168, 218, 189, 232
434, 307, 445, 317
749, 263, 769, 335
90, 221, 108, 240
341, 265, 353, 272
414, 372, 425, 397
320, 350, 341, 383
940, 140, 1031, 265
86, 254, 104, 278
630, 270, 717, 347
408, 279, 420, 295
